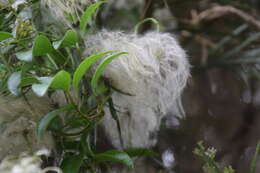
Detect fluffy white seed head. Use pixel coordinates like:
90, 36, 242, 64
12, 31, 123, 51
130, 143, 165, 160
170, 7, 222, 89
0, 150, 59, 173
0, 155, 42, 173
41, 0, 97, 27
84, 30, 190, 148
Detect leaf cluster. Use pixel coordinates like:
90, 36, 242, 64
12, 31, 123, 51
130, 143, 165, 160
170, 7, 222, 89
0, 1, 155, 172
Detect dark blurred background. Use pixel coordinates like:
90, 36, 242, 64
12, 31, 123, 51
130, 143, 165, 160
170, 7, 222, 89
99, 0, 260, 172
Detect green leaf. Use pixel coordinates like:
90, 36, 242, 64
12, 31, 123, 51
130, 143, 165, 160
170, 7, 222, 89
53, 30, 79, 49
124, 148, 157, 158
50, 70, 71, 92
224, 32, 260, 58
79, 1, 105, 32
73, 51, 112, 93
48, 50, 66, 65
7, 71, 22, 96
0, 31, 13, 41
33, 35, 53, 56
32, 70, 71, 96
0, 64, 6, 71
18, 76, 39, 88
37, 104, 75, 140
250, 142, 260, 173
61, 155, 84, 173
32, 77, 52, 97
91, 52, 127, 95
134, 18, 161, 33
16, 49, 33, 62
108, 97, 123, 147
93, 150, 134, 169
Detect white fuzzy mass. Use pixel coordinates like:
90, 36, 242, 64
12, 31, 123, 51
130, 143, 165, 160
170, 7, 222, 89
84, 30, 190, 148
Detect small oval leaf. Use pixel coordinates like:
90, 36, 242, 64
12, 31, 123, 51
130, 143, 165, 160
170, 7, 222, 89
91, 52, 127, 95
93, 150, 134, 169
33, 35, 53, 56
79, 1, 105, 32
7, 71, 22, 96
37, 104, 75, 140
72, 51, 112, 93
50, 70, 71, 91
53, 30, 79, 49
16, 49, 33, 62
32, 77, 52, 97
0, 31, 13, 41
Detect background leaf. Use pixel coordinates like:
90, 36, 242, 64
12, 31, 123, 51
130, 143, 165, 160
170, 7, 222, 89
250, 142, 260, 173
32, 77, 52, 96
0, 64, 6, 71
61, 155, 84, 173
37, 104, 75, 140
93, 150, 134, 169
124, 148, 157, 158
18, 76, 39, 88
7, 71, 21, 96
0, 31, 13, 41
16, 49, 33, 62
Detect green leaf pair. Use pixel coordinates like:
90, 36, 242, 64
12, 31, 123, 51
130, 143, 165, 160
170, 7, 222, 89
16, 30, 78, 63
31, 51, 126, 97
80, 1, 105, 32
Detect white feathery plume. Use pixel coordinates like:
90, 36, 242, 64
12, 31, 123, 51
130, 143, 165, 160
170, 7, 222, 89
0, 149, 61, 173
41, 0, 97, 27
84, 30, 190, 148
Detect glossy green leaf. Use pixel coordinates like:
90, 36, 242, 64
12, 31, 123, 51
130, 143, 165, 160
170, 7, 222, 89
37, 104, 75, 140
50, 70, 71, 91
32, 77, 52, 97
91, 52, 127, 95
16, 49, 33, 62
7, 71, 21, 96
33, 35, 53, 56
61, 155, 84, 173
93, 150, 134, 169
124, 148, 157, 158
53, 30, 78, 49
79, 1, 105, 32
73, 51, 112, 93
0, 31, 12, 41
32, 70, 71, 96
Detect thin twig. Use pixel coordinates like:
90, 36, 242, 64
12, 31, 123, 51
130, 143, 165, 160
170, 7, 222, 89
189, 5, 260, 30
